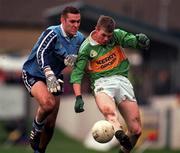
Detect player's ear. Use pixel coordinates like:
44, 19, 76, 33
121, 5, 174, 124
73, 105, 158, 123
60, 16, 65, 24
95, 26, 101, 33
95, 26, 99, 30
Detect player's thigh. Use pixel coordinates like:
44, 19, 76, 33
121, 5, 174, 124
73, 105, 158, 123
118, 100, 141, 130
31, 81, 54, 105
95, 92, 117, 116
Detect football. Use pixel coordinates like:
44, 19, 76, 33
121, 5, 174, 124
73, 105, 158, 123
91, 120, 115, 143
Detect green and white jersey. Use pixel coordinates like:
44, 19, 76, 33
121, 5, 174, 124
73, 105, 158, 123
70, 28, 138, 88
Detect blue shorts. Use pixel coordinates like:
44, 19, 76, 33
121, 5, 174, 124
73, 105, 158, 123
22, 70, 64, 96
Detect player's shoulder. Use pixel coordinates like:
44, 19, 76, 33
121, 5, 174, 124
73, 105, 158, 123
113, 28, 126, 35
80, 37, 91, 49
46, 25, 59, 31
79, 37, 91, 53
44, 25, 63, 36
76, 31, 85, 41
76, 30, 84, 37
40, 25, 58, 37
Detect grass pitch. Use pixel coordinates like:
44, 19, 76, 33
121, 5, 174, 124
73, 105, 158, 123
0, 128, 179, 153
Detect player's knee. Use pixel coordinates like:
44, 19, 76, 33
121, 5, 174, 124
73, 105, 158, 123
41, 97, 56, 113
104, 110, 118, 122
130, 126, 142, 137
106, 114, 117, 122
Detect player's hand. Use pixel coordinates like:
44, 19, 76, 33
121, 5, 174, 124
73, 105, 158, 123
64, 54, 77, 67
136, 33, 150, 50
74, 95, 84, 113
44, 67, 64, 93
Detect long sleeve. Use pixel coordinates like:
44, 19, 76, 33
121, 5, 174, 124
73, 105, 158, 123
36, 29, 57, 71
114, 29, 138, 49
70, 49, 89, 84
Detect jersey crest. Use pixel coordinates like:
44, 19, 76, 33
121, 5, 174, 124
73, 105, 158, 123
90, 50, 98, 58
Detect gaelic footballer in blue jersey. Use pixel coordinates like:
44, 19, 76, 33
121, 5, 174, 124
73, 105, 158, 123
22, 6, 85, 153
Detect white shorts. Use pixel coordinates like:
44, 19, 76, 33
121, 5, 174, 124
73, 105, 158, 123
94, 75, 137, 104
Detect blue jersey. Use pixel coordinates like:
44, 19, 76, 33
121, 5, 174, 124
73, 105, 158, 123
22, 25, 85, 78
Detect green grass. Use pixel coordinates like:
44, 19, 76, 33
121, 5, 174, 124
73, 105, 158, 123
0, 128, 179, 153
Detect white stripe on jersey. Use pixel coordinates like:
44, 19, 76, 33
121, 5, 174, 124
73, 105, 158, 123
36, 30, 57, 69
78, 37, 90, 53
22, 70, 31, 91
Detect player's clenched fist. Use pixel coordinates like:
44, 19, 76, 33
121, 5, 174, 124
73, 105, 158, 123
136, 33, 150, 50
74, 95, 84, 113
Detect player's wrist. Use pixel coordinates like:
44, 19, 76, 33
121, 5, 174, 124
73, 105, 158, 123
45, 71, 54, 77
76, 95, 82, 99
44, 66, 54, 77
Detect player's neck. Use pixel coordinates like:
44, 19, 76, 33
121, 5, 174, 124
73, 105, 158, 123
91, 31, 99, 43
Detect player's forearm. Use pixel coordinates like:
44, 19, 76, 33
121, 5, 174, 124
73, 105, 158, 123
123, 33, 138, 48
73, 83, 82, 96
70, 64, 86, 84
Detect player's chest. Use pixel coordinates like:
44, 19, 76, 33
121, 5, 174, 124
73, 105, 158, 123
56, 39, 80, 54
89, 45, 118, 60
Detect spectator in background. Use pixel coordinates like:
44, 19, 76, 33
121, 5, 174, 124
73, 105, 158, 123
70, 15, 150, 153
22, 6, 85, 153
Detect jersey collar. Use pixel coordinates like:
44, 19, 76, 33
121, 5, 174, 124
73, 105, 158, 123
60, 24, 77, 39
89, 30, 99, 46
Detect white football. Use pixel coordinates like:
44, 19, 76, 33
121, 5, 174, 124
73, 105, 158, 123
91, 120, 115, 143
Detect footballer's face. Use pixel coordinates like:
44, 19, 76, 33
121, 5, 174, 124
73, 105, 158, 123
61, 13, 81, 37
95, 27, 113, 45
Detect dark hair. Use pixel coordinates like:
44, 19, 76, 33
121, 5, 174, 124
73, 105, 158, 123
96, 15, 116, 33
61, 6, 80, 18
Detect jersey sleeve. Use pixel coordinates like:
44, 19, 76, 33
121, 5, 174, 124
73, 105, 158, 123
114, 29, 138, 49
70, 47, 89, 84
36, 29, 57, 70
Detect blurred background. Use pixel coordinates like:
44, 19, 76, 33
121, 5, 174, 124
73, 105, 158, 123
0, 0, 180, 153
